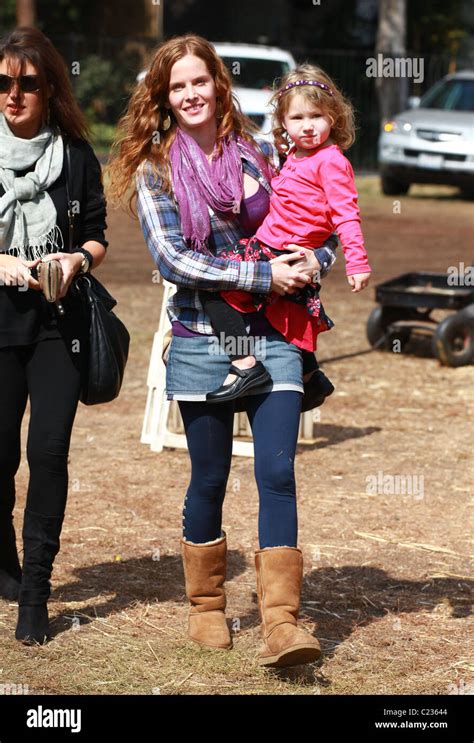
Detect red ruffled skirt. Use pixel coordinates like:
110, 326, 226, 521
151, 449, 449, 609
219, 237, 334, 352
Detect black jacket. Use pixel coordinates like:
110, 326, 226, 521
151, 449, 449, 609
0, 135, 108, 348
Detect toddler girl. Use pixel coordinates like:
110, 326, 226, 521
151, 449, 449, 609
202, 64, 372, 403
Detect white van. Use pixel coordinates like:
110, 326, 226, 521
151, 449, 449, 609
212, 43, 296, 139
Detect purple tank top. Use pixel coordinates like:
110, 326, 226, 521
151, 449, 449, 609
172, 311, 272, 337
173, 183, 271, 338
238, 182, 270, 237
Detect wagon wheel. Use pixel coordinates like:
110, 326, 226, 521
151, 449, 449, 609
432, 312, 474, 367
366, 306, 411, 351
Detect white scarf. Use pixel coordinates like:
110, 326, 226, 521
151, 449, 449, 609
0, 112, 64, 260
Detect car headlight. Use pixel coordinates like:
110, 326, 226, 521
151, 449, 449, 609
383, 120, 412, 135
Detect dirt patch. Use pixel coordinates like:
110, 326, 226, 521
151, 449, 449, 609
0, 178, 472, 695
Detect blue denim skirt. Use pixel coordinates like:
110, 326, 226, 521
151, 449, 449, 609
166, 326, 304, 401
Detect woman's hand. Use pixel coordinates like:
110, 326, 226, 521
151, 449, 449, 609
269, 249, 315, 296
285, 244, 321, 279
0, 257, 41, 291
41, 252, 83, 299
347, 272, 371, 292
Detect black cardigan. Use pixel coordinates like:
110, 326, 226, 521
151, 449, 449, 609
0, 136, 108, 348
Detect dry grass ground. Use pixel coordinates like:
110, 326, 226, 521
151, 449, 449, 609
0, 177, 472, 695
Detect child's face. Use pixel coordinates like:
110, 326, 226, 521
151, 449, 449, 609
283, 94, 332, 152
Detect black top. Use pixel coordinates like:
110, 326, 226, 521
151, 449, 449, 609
0, 136, 108, 348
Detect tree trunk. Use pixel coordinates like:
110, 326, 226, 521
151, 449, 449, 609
143, 0, 164, 40
16, 0, 36, 27
157, 1, 164, 42
375, 0, 408, 123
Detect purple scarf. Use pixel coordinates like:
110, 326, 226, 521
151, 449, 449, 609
169, 128, 273, 254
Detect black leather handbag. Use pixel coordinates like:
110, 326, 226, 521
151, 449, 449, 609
64, 138, 130, 405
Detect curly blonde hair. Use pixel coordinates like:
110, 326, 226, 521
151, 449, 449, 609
107, 34, 266, 214
270, 64, 355, 157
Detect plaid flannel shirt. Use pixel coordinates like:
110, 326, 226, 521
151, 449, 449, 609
136, 139, 338, 334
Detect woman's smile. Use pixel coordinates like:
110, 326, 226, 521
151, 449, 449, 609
183, 102, 205, 114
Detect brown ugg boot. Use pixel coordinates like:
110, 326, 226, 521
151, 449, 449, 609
255, 546, 321, 667
181, 531, 232, 649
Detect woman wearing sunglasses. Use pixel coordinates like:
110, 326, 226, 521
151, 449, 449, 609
0, 27, 108, 644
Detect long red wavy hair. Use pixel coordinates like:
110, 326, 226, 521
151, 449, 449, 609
107, 34, 267, 215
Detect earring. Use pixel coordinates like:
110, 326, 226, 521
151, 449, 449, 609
215, 98, 223, 121
162, 110, 171, 131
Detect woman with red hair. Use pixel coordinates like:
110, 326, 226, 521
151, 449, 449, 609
109, 34, 337, 667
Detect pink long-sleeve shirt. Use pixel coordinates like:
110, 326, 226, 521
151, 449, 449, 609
255, 143, 371, 276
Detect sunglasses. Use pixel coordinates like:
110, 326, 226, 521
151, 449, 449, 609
0, 74, 40, 93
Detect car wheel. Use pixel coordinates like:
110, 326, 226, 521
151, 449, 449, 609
432, 312, 474, 367
381, 175, 410, 196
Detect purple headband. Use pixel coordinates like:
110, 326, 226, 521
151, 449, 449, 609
278, 79, 333, 97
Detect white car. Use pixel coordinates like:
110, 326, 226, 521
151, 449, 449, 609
378, 70, 474, 197
211, 43, 296, 139
137, 43, 296, 140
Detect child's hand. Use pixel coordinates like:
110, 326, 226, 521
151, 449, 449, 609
347, 272, 371, 292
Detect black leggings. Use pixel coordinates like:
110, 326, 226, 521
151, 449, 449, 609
0, 338, 81, 520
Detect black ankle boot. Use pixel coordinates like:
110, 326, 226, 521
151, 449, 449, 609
15, 605, 49, 645
15, 509, 64, 646
0, 513, 22, 601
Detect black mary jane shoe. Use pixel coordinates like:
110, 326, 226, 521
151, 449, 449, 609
206, 361, 271, 403
301, 369, 335, 412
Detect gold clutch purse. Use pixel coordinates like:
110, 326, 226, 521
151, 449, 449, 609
37, 260, 65, 315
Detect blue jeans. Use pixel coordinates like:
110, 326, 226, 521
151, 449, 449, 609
178, 390, 302, 548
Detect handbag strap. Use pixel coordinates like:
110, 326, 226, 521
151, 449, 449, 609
64, 137, 74, 252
